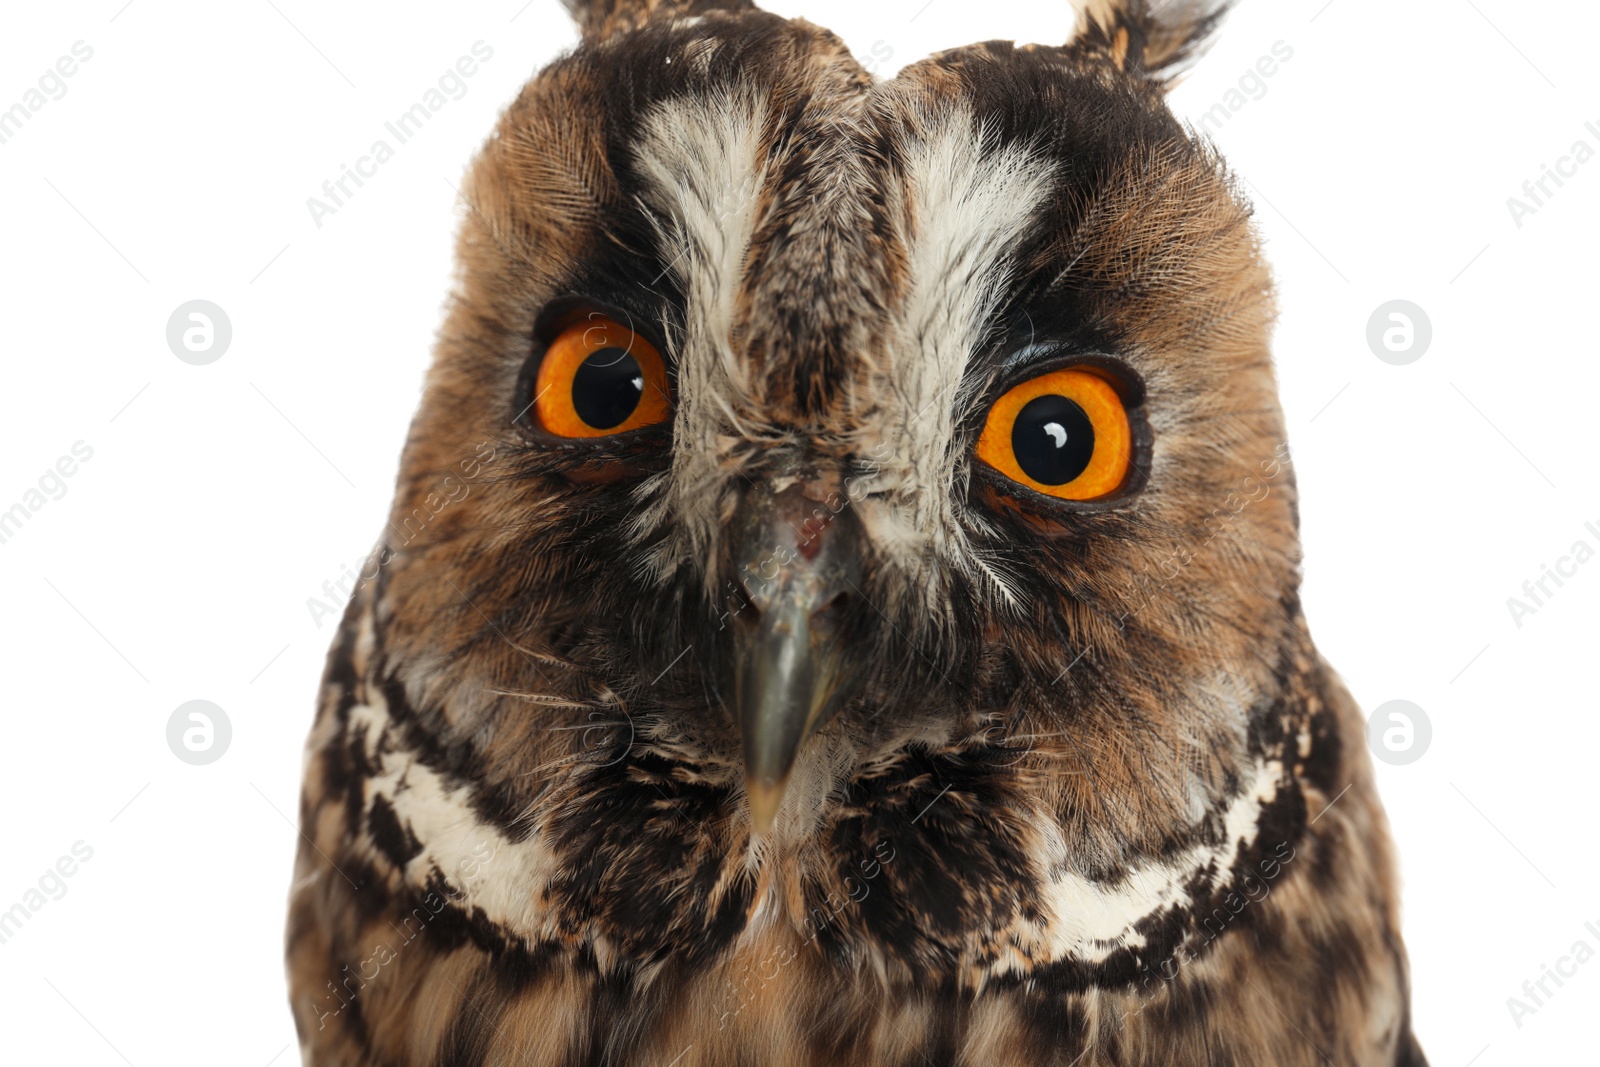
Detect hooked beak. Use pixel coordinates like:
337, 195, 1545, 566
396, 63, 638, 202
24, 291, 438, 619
728, 481, 864, 834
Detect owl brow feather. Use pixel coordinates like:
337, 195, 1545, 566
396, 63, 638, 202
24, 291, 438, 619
1043, 154, 1185, 294
448, 177, 551, 279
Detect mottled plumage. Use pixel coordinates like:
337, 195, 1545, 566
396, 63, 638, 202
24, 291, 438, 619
286, 2, 1426, 1064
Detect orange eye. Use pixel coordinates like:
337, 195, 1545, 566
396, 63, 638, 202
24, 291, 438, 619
975, 367, 1132, 501
533, 314, 671, 437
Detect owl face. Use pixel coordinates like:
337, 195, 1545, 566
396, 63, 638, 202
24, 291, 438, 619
371, 0, 1303, 980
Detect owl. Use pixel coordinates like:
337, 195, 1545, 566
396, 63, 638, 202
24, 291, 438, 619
286, 1, 1426, 1064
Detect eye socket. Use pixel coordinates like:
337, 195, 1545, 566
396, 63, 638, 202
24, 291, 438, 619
533, 313, 671, 438
975, 367, 1132, 501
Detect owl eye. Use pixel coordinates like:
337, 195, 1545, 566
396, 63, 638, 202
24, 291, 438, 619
975, 367, 1132, 501
533, 314, 671, 437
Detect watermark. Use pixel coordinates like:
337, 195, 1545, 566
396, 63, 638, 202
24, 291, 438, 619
166, 700, 232, 766
306, 41, 495, 229
307, 839, 497, 1030
1505, 918, 1600, 1028
1505, 519, 1599, 628
0, 841, 94, 947
1195, 40, 1294, 136
570, 705, 636, 768
0, 41, 94, 147
1366, 699, 1431, 766
305, 440, 500, 628
1506, 119, 1600, 229
166, 300, 232, 365
1366, 300, 1431, 365
859, 39, 893, 76
1126, 841, 1296, 1014
0, 440, 94, 547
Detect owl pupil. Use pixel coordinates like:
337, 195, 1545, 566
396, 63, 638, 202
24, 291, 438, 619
571, 348, 644, 429
1012, 395, 1095, 485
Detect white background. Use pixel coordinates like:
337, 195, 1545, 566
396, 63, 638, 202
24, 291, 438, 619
1, 1, 1595, 1064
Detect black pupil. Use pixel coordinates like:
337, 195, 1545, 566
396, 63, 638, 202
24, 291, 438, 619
571, 347, 644, 429
1011, 395, 1095, 485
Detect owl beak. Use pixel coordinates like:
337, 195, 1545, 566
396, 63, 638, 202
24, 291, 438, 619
728, 482, 864, 834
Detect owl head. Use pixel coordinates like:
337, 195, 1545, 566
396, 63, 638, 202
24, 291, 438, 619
368, 0, 1307, 979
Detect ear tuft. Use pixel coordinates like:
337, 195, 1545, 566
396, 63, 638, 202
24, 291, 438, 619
1072, 0, 1235, 86
562, 0, 758, 41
